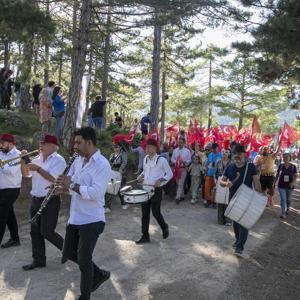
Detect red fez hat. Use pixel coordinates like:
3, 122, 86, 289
0, 133, 15, 144
41, 134, 59, 146
146, 138, 159, 151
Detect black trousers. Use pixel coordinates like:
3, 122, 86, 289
30, 196, 64, 264
62, 221, 105, 300
0, 188, 20, 244
141, 188, 168, 236
217, 204, 231, 225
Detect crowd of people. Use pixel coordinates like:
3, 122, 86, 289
0, 121, 298, 299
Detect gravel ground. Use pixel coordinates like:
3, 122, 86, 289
0, 182, 299, 300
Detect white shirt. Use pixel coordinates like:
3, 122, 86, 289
171, 147, 192, 165
0, 147, 22, 189
68, 150, 111, 225
142, 154, 173, 186
31, 152, 66, 197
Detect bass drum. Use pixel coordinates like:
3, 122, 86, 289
106, 170, 122, 195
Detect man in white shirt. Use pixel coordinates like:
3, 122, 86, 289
171, 137, 191, 204
136, 139, 173, 244
22, 134, 66, 271
0, 134, 22, 248
57, 127, 111, 300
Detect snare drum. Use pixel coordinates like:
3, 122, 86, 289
121, 186, 155, 204
106, 170, 122, 195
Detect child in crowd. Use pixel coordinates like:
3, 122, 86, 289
188, 155, 203, 204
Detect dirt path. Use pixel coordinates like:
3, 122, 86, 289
0, 184, 299, 300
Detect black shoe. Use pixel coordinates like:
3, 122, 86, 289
162, 225, 169, 239
91, 270, 110, 292
135, 235, 150, 244
61, 255, 68, 264
76, 296, 89, 300
212, 203, 217, 209
22, 262, 46, 271
180, 197, 185, 202
1, 238, 20, 248
176, 199, 180, 205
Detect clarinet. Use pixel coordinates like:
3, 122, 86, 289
30, 152, 78, 225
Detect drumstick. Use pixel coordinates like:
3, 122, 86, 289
231, 172, 241, 185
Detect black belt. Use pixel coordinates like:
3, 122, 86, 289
32, 196, 45, 200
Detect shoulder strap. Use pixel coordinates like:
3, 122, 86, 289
242, 162, 249, 184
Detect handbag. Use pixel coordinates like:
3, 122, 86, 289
215, 176, 229, 204
225, 163, 267, 229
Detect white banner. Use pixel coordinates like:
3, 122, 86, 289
76, 74, 91, 128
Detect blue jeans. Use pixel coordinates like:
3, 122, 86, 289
278, 188, 293, 214
54, 115, 64, 138
233, 221, 248, 251
93, 117, 103, 129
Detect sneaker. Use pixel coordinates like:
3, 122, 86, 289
191, 199, 196, 204
232, 241, 238, 249
224, 222, 232, 226
122, 204, 128, 210
1, 238, 20, 248
234, 248, 243, 257
105, 207, 111, 214
280, 214, 286, 219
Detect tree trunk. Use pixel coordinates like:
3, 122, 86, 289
238, 72, 246, 130
33, 47, 38, 75
207, 58, 212, 130
85, 48, 93, 114
4, 39, 9, 68
101, 9, 111, 129
62, 0, 92, 149
43, 0, 50, 85
20, 39, 34, 111
150, 24, 162, 129
58, 36, 64, 86
160, 35, 167, 143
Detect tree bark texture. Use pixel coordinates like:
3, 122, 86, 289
62, 0, 92, 149
150, 24, 162, 129
20, 39, 33, 112
101, 9, 112, 129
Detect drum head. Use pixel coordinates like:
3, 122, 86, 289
123, 189, 148, 196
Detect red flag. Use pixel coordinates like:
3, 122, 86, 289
166, 122, 180, 133
251, 116, 261, 134
113, 131, 135, 145
173, 155, 182, 180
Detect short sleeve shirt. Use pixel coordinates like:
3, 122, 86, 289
224, 162, 257, 200
277, 163, 297, 189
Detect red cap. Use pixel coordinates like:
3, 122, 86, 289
0, 133, 15, 144
41, 134, 59, 146
146, 138, 159, 151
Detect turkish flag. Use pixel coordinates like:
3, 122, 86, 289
113, 131, 135, 145
173, 155, 182, 180
166, 122, 180, 133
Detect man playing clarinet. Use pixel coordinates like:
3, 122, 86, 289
22, 134, 66, 270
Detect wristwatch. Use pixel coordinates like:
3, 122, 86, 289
69, 182, 76, 191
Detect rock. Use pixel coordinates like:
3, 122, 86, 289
0, 110, 28, 128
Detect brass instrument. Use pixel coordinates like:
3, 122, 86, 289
0, 149, 40, 168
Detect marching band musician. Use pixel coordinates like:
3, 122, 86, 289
0, 134, 22, 248
136, 139, 173, 244
57, 127, 111, 300
22, 134, 66, 271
